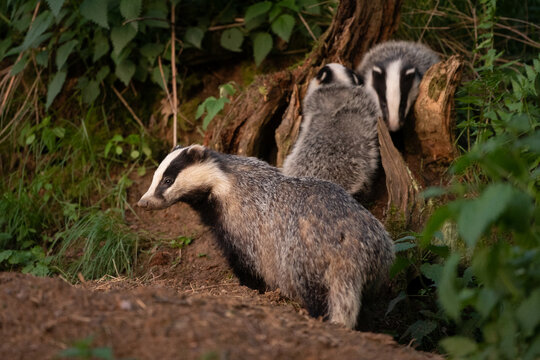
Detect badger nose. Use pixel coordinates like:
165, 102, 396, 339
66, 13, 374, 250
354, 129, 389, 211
137, 198, 148, 208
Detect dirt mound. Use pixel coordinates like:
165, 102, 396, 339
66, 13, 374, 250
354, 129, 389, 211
0, 273, 441, 360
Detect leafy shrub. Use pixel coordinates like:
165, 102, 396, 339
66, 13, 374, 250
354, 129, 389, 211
420, 23, 540, 359
0, 0, 334, 110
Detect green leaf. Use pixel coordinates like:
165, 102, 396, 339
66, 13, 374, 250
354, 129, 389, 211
140, 43, 164, 63
26, 134, 36, 145
220, 28, 244, 52
80, 0, 109, 29
111, 25, 137, 55
56, 39, 78, 70
52, 127, 65, 138
271, 14, 295, 42
115, 145, 123, 155
185, 27, 205, 49
420, 263, 443, 285
130, 150, 140, 159
82, 80, 100, 104
0, 250, 12, 263
93, 31, 110, 62
46, 0, 66, 17
10, 54, 29, 76
137, 166, 146, 176
385, 291, 406, 316
253, 32, 273, 66
421, 205, 453, 247
440, 336, 478, 357
245, 2, 272, 23
115, 60, 135, 86
219, 83, 236, 97
96, 66, 110, 82
516, 289, 540, 337
23, 11, 54, 50
457, 183, 514, 248
404, 320, 437, 343
475, 287, 499, 319
151, 65, 169, 91
46, 70, 67, 109
394, 242, 416, 253
278, 0, 299, 12
120, 0, 142, 20
439, 253, 461, 321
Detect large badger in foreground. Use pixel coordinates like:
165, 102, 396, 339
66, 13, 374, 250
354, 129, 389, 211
138, 145, 394, 329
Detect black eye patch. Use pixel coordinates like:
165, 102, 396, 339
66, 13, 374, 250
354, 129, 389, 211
316, 67, 333, 84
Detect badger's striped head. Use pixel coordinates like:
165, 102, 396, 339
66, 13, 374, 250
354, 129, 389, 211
366, 59, 419, 132
306, 63, 361, 98
137, 144, 230, 210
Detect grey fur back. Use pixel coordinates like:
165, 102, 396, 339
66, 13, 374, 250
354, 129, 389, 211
208, 151, 395, 328
282, 84, 380, 197
356, 40, 440, 77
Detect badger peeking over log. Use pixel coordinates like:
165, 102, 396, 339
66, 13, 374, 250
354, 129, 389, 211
282, 63, 380, 199
138, 145, 394, 329
356, 41, 440, 132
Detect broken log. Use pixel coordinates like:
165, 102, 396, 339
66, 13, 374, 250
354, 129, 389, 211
414, 55, 464, 165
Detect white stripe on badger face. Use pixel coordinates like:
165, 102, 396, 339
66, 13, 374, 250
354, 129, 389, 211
385, 59, 403, 132
326, 63, 353, 85
140, 147, 185, 200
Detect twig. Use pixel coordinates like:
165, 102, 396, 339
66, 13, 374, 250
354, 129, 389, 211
111, 86, 147, 132
171, 2, 178, 147
419, 0, 440, 42
122, 17, 170, 26
208, 22, 244, 31
298, 12, 317, 41
158, 56, 173, 110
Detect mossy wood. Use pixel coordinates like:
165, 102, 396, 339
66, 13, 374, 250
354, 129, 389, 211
414, 55, 464, 164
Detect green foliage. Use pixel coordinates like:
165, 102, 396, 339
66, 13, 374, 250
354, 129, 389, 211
196, 82, 237, 130
418, 2, 540, 356
58, 336, 115, 360
0, 110, 152, 280
1, 0, 335, 111
53, 209, 138, 282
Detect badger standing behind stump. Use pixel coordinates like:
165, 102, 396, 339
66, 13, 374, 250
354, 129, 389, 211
356, 40, 440, 132
282, 63, 381, 199
138, 145, 394, 329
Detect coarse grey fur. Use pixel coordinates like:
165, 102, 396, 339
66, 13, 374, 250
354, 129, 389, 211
138, 145, 395, 329
282, 63, 381, 199
356, 40, 440, 132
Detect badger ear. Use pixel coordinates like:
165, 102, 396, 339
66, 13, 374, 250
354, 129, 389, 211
187, 144, 209, 162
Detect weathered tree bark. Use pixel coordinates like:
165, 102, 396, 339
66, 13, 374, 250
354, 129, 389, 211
414, 55, 464, 165
204, 0, 404, 164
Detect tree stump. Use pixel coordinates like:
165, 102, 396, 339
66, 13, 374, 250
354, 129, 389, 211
205, 0, 404, 166
414, 55, 464, 165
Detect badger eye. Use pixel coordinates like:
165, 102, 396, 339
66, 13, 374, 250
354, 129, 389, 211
163, 178, 173, 185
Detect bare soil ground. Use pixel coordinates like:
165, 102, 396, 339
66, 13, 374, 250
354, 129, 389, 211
0, 173, 443, 360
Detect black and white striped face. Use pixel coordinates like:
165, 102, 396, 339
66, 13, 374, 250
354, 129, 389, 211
306, 63, 361, 97
137, 145, 230, 210
368, 59, 418, 132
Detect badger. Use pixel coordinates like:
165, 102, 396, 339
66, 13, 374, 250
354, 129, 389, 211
138, 144, 394, 329
282, 63, 380, 199
356, 40, 440, 132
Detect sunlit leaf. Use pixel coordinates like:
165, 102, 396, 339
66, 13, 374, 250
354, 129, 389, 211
271, 14, 295, 42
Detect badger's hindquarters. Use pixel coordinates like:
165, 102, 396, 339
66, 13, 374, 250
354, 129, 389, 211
138, 145, 394, 329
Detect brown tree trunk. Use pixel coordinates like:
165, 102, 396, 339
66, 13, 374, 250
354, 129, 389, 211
204, 0, 404, 164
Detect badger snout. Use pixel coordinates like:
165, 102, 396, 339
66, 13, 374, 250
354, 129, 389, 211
137, 198, 149, 208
